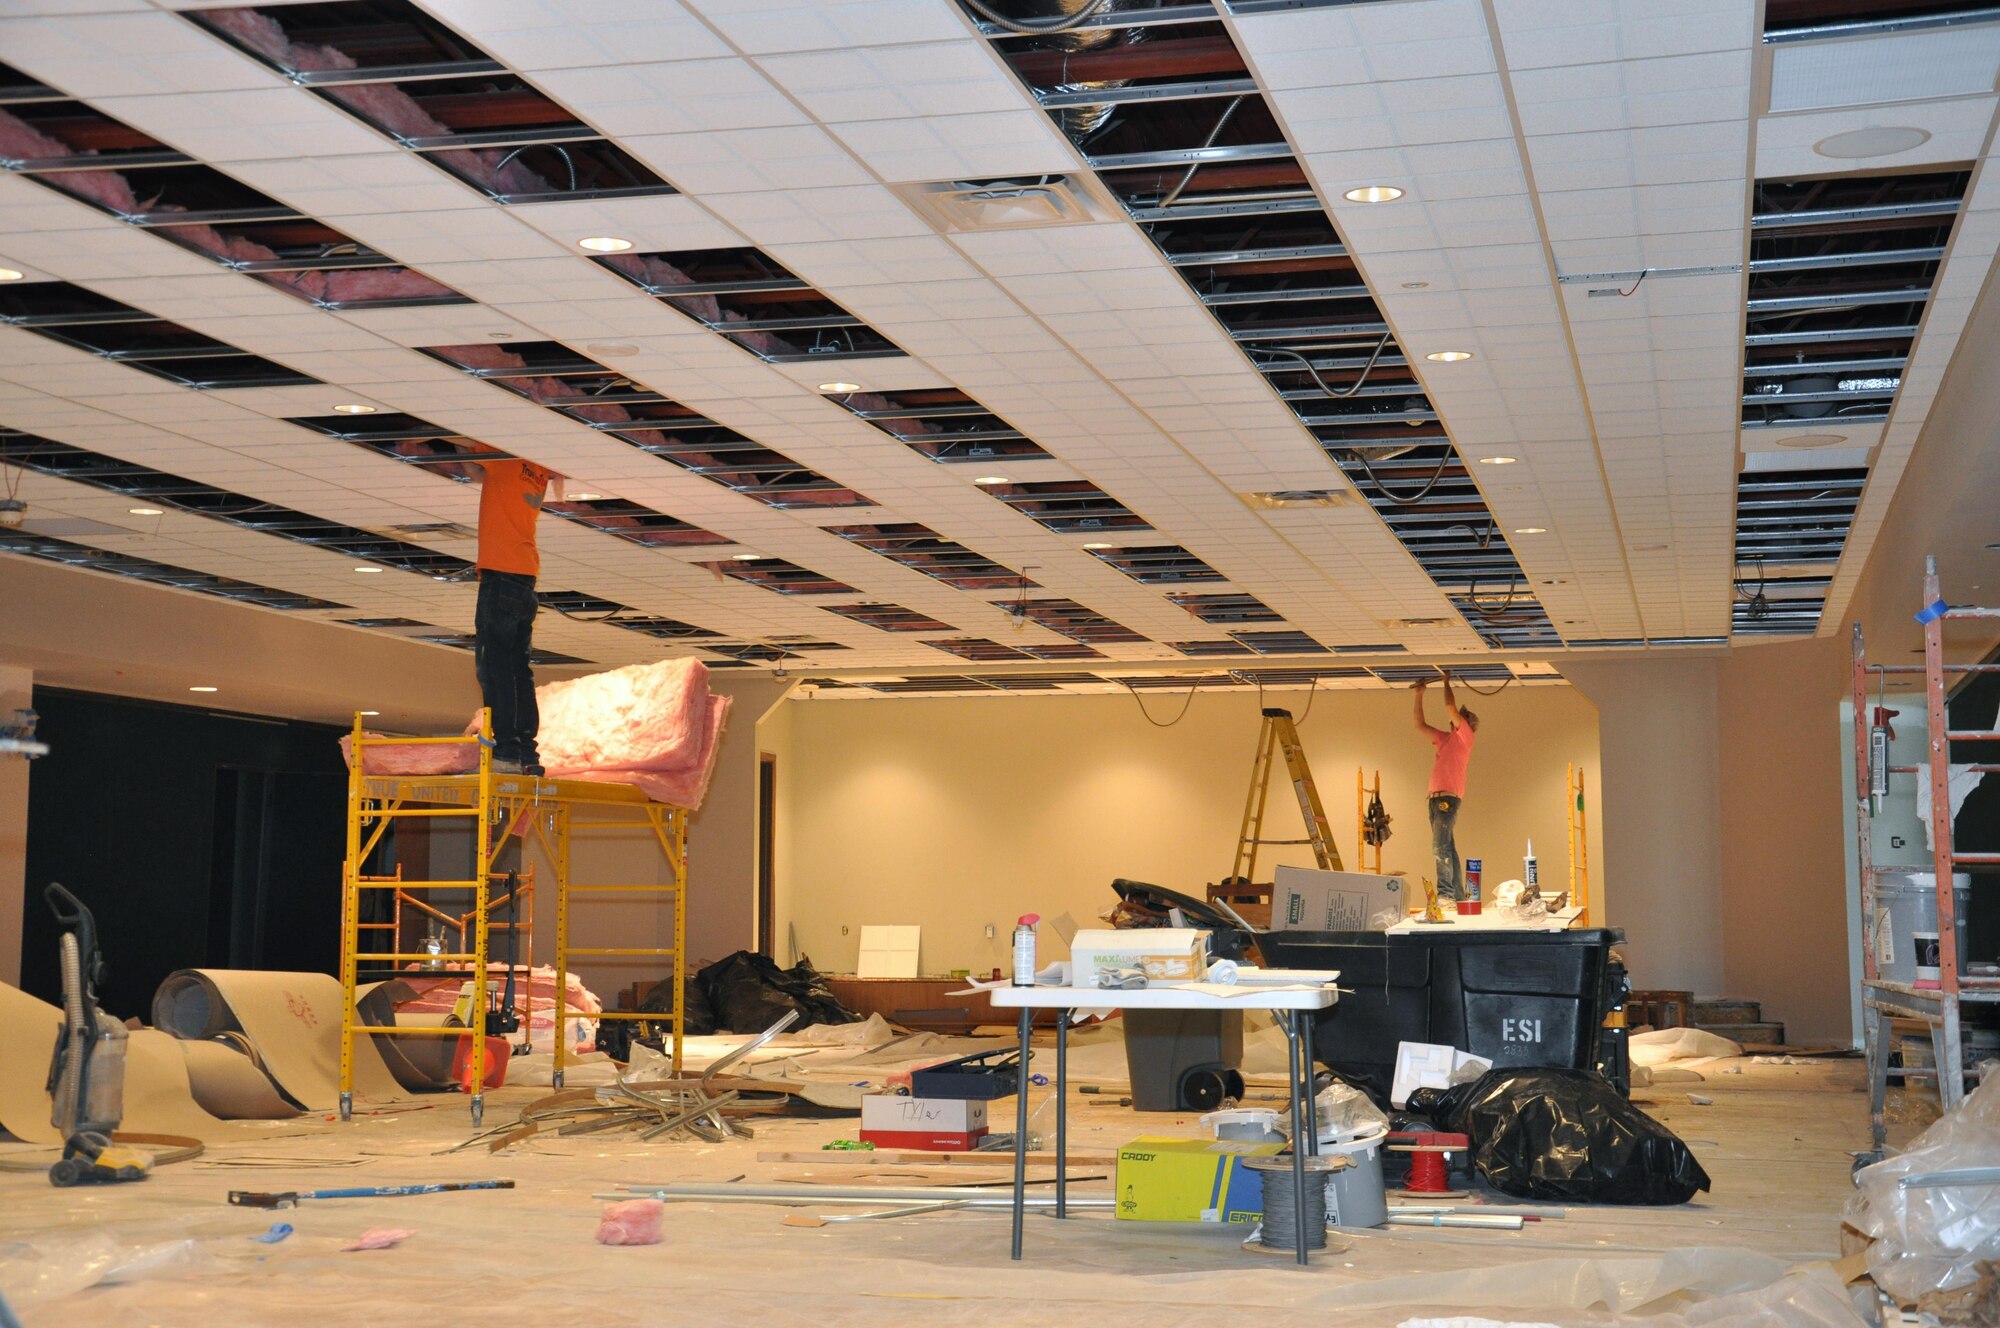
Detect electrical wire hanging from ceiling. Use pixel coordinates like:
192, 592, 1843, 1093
1120, 677, 1200, 727
1253, 337, 1457, 507
1159, 96, 1243, 210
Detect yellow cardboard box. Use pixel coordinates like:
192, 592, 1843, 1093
1114, 1136, 1285, 1223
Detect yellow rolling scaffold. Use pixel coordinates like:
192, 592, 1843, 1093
340, 711, 689, 1124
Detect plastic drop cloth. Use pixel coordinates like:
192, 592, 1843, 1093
1324, 1248, 1868, 1326
1629, 1027, 1743, 1067
1847, 1063, 2000, 1302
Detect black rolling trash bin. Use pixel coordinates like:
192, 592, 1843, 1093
1258, 927, 1625, 1100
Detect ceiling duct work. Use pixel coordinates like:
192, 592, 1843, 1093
975, 0, 1156, 145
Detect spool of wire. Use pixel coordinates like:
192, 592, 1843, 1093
1247, 1156, 1336, 1252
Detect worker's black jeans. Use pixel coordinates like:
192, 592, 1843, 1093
1429, 793, 1463, 901
475, 571, 540, 768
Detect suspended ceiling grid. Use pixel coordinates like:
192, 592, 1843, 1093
0, 0, 1993, 683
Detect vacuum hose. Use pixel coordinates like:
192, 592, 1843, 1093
55, 931, 85, 1136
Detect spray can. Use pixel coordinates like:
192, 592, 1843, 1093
1524, 840, 1539, 892
1463, 858, 1482, 916
1012, 914, 1040, 986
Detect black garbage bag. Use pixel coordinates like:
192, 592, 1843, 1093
1406, 1067, 1710, 1205
644, 951, 863, 1036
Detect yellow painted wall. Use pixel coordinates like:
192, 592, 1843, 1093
761, 685, 1601, 977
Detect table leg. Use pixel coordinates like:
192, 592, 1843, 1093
1056, 1010, 1069, 1219
1285, 1012, 1310, 1265
1300, 1010, 1319, 1159
1011, 1005, 1031, 1260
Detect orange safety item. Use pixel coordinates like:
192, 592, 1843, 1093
452, 1034, 511, 1092
476, 459, 551, 577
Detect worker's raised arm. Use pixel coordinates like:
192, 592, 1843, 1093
1441, 671, 1463, 724
1413, 679, 1438, 733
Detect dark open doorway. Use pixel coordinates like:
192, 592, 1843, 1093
757, 752, 776, 956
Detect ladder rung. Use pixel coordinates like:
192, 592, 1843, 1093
591, 1010, 680, 1021
564, 947, 676, 956
1249, 838, 1315, 845
362, 808, 482, 818
1944, 731, 2000, 741
345, 1025, 473, 1038
361, 952, 484, 963
566, 884, 680, 894
358, 879, 483, 889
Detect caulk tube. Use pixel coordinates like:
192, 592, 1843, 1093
1012, 914, 1040, 986
1524, 840, 1538, 889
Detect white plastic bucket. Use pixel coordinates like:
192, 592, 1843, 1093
1875, 872, 1971, 984
1201, 1107, 1282, 1143
1321, 1126, 1388, 1228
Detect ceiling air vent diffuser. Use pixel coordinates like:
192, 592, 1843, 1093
896, 174, 1116, 233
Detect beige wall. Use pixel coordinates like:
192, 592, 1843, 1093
1563, 657, 1725, 998
0, 663, 30, 987
1715, 637, 1855, 1044
762, 685, 1601, 977
685, 676, 791, 968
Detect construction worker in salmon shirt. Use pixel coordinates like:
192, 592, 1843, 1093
1413, 670, 1478, 901
467, 444, 556, 775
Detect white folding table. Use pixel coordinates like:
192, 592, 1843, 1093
986, 982, 1339, 1265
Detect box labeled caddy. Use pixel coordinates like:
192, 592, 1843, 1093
1069, 928, 1211, 985
859, 1094, 989, 1151
1114, 1137, 1284, 1223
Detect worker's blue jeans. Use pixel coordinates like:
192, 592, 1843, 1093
1429, 793, 1462, 901
475, 571, 540, 768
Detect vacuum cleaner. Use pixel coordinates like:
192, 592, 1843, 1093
43, 883, 149, 1186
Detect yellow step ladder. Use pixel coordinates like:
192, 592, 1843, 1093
1231, 707, 1342, 885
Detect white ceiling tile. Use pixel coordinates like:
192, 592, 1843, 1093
527, 59, 805, 136
417, 0, 735, 68
622, 126, 875, 194
826, 110, 1074, 182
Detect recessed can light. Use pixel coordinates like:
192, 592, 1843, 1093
973, 475, 1011, 485
730, 553, 760, 561
358, 709, 380, 717
1477, 456, 1518, 466
354, 565, 384, 573
128, 506, 165, 516
565, 491, 603, 501
188, 685, 218, 693
0, 267, 23, 282
818, 381, 861, 393
1540, 578, 1568, 586
1426, 350, 1473, 363
585, 342, 639, 358
578, 236, 633, 253
1344, 185, 1404, 203
1401, 281, 1429, 290
1082, 542, 1113, 550
1775, 432, 1847, 449
1513, 526, 1547, 535
332, 403, 377, 415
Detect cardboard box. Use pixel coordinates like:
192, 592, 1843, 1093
1113, 1137, 1284, 1223
1271, 866, 1407, 932
1069, 928, 1210, 984
858, 1128, 987, 1151
860, 1094, 989, 1134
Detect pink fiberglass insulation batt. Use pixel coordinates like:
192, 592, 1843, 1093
339, 658, 730, 808
596, 1200, 664, 1246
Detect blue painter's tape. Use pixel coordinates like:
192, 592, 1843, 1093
251, 1223, 293, 1244
1915, 599, 1950, 625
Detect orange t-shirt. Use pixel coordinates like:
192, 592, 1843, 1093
475, 459, 551, 577
1428, 722, 1475, 797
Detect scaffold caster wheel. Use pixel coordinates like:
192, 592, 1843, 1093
553, 1070, 565, 1090
339, 1091, 352, 1123
471, 1095, 484, 1127
1851, 1150, 1884, 1177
